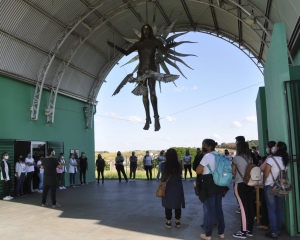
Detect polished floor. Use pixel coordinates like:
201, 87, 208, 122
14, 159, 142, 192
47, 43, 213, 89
0, 179, 296, 240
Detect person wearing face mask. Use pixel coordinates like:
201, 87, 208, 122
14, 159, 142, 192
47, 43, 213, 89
25, 152, 35, 194
156, 150, 165, 180
57, 153, 66, 190
96, 154, 105, 184
115, 151, 128, 182
36, 156, 44, 193
1, 152, 13, 200
144, 151, 153, 180
68, 153, 78, 187
224, 149, 233, 161
15, 154, 27, 197
129, 152, 138, 181
183, 150, 192, 181
260, 141, 276, 172
78, 152, 88, 185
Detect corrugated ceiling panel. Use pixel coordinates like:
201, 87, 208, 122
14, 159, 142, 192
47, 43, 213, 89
187, 1, 215, 29
96, 0, 124, 17
28, 0, 85, 25
0, 32, 46, 80
214, 7, 239, 38
70, 44, 100, 70
241, 25, 262, 56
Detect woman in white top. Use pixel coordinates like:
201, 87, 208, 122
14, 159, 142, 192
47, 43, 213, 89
36, 156, 44, 193
69, 153, 78, 187
144, 151, 153, 180
263, 141, 289, 239
25, 153, 35, 194
16, 154, 27, 196
196, 139, 225, 240
59, 154, 67, 189
183, 150, 192, 180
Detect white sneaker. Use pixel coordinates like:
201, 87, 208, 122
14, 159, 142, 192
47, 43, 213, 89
3, 196, 11, 200
52, 203, 61, 208
62, 186, 66, 189
8, 196, 13, 200
38, 190, 43, 193
59, 187, 62, 190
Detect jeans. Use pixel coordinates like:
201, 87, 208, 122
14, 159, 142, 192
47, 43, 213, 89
260, 188, 269, 226
156, 162, 163, 180
69, 173, 76, 186
42, 178, 57, 205
2, 179, 12, 197
38, 173, 44, 190
184, 165, 192, 179
202, 201, 217, 227
165, 208, 181, 220
203, 193, 225, 236
234, 182, 254, 232
145, 165, 152, 180
79, 169, 87, 184
17, 172, 26, 194
116, 165, 128, 182
130, 164, 137, 179
97, 169, 104, 183
264, 185, 284, 234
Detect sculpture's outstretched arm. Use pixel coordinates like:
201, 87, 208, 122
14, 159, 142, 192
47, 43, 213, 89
107, 40, 137, 56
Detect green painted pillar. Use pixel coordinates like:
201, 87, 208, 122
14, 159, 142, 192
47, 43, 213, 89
256, 87, 268, 155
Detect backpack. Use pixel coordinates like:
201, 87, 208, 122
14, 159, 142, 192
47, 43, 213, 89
207, 152, 232, 187
270, 157, 292, 197
236, 156, 261, 186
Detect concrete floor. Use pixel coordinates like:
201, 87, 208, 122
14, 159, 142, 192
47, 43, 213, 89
0, 179, 296, 240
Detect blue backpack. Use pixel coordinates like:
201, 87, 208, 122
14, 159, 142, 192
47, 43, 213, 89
207, 152, 232, 187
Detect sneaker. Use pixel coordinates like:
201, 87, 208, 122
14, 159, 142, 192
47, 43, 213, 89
200, 234, 211, 240
59, 187, 63, 190
246, 230, 253, 237
62, 186, 66, 189
175, 221, 180, 228
218, 234, 225, 239
21, 193, 27, 197
265, 232, 278, 239
38, 190, 43, 193
8, 196, 13, 200
3, 196, 11, 200
41, 203, 49, 207
165, 222, 171, 229
236, 209, 241, 214
233, 231, 247, 239
52, 203, 61, 208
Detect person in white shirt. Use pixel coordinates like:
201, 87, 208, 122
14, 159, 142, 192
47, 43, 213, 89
263, 142, 289, 239
1, 152, 13, 200
196, 139, 226, 240
156, 150, 165, 180
144, 151, 153, 180
69, 153, 78, 187
25, 153, 35, 194
15, 154, 27, 196
224, 149, 232, 161
57, 153, 67, 190
183, 150, 192, 180
36, 156, 44, 193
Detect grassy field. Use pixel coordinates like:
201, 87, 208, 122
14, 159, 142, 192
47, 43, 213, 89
95, 169, 160, 180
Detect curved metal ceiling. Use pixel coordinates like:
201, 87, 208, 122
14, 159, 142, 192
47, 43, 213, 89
0, 0, 299, 123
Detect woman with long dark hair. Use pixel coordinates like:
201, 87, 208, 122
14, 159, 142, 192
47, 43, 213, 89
196, 139, 226, 240
96, 154, 105, 184
263, 141, 289, 239
161, 148, 185, 228
232, 141, 255, 239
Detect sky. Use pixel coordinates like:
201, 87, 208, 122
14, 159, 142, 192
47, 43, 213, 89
94, 32, 264, 152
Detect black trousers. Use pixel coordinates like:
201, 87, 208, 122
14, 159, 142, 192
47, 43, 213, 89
145, 165, 152, 180
116, 165, 128, 182
27, 171, 34, 193
2, 180, 12, 197
97, 169, 104, 183
130, 165, 137, 179
79, 169, 87, 184
165, 208, 181, 220
42, 178, 57, 205
184, 165, 192, 179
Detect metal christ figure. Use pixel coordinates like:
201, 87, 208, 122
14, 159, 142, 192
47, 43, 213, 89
107, 24, 178, 132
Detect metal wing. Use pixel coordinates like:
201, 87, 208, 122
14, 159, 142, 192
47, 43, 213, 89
121, 55, 139, 67
165, 58, 187, 79
168, 49, 197, 57
167, 54, 194, 70
112, 74, 134, 96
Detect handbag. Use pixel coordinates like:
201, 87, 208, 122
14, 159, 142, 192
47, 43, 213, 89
156, 172, 173, 198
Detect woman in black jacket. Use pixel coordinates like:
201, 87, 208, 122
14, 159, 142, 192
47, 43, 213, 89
161, 148, 185, 228
96, 154, 105, 184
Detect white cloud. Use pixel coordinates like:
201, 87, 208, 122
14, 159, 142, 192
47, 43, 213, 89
213, 134, 222, 140
126, 116, 143, 123
165, 116, 176, 122
193, 85, 197, 90
165, 137, 171, 141
174, 86, 188, 92
246, 116, 257, 123
231, 121, 242, 128
105, 113, 142, 123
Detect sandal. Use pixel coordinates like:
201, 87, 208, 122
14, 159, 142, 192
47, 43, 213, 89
257, 225, 269, 230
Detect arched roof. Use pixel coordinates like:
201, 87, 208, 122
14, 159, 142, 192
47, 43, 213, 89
0, 0, 300, 122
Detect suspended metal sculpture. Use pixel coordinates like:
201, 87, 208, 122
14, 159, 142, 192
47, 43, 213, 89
107, 19, 196, 131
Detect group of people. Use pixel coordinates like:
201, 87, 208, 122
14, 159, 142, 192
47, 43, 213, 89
161, 136, 289, 240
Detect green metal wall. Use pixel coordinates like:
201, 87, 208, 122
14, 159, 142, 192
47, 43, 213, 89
263, 23, 297, 236
255, 87, 268, 155
0, 75, 95, 188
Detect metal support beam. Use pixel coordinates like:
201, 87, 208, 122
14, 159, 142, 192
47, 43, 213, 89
122, 0, 144, 23
154, 0, 171, 26
180, 0, 195, 30
258, 0, 272, 62
209, 0, 219, 32
237, 0, 242, 46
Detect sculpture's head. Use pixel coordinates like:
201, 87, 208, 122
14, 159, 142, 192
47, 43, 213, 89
140, 24, 155, 41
